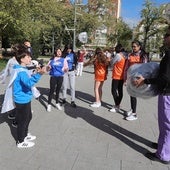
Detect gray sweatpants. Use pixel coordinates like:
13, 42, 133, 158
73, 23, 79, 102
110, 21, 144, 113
62, 71, 76, 102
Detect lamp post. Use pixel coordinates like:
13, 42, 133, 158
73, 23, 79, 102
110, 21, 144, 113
73, 4, 77, 51
73, 2, 83, 51
64, 2, 83, 51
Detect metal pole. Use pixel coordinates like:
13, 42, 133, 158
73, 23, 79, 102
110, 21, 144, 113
73, 3, 77, 51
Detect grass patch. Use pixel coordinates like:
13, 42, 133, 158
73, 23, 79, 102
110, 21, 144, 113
0, 59, 8, 71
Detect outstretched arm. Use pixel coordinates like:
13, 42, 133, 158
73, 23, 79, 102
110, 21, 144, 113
83, 56, 96, 67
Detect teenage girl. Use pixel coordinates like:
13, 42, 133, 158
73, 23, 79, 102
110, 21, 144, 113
47, 48, 68, 112
124, 40, 149, 121
84, 47, 110, 107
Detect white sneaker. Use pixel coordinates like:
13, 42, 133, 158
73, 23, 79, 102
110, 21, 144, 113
56, 103, 62, 110
109, 106, 120, 113
17, 141, 35, 148
125, 109, 132, 117
126, 113, 138, 121
90, 102, 101, 108
25, 133, 36, 141
47, 104, 51, 112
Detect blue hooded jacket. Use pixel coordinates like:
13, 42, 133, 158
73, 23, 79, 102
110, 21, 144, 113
13, 64, 41, 104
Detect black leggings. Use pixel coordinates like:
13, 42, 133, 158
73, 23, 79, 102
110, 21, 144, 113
111, 79, 124, 106
48, 76, 63, 104
130, 96, 137, 113
15, 102, 32, 143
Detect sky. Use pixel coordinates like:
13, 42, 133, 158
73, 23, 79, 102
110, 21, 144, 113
121, 0, 170, 28
81, 0, 169, 28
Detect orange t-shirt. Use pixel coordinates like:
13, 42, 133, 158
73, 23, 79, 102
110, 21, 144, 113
94, 60, 108, 81
128, 55, 141, 67
112, 54, 125, 80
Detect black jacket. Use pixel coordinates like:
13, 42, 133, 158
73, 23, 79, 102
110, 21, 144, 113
144, 50, 170, 95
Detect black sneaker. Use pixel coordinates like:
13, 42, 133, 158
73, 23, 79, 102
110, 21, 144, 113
71, 101, 77, 108
12, 121, 18, 128
62, 99, 66, 104
8, 114, 15, 120
145, 152, 170, 164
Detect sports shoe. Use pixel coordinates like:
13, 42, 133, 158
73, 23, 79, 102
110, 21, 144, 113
47, 104, 51, 112
124, 109, 132, 117
25, 133, 36, 141
12, 121, 18, 128
109, 106, 120, 113
17, 141, 35, 148
56, 103, 62, 110
90, 102, 101, 108
62, 99, 66, 104
8, 114, 15, 120
145, 152, 170, 164
71, 101, 77, 108
126, 113, 138, 121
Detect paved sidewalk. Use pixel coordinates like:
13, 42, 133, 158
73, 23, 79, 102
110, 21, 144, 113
0, 66, 169, 170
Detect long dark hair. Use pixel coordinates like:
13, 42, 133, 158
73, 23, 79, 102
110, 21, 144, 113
62, 44, 74, 58
55, 48, 62, 56
94, 47, 108, 64
115, 44, 123, 53
132, 40, 149, 62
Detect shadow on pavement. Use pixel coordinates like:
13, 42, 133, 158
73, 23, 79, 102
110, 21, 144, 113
0, 111, 17, 142
0, 94, 17, 141
64, 104, 153, 156
76, 90, 112, 110
82, 70, 94, 74
36, 87, 49, 109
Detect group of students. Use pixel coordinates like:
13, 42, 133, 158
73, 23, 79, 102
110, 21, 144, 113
46, 29, 170, 165
84, 40, 149, 121
1, 40, 147, 150
0, 42, 79, 148
134, 25, 170, 164
1, 42, 46, 148
84, 26, 170, 164
0, 25, 170, 164
46, 44, 77, 112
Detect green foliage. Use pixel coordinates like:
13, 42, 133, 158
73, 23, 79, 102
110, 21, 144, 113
136, 0, 168, 52
0, 0, 99, 56
107, 19, 133, 50
0, 59, 7, 71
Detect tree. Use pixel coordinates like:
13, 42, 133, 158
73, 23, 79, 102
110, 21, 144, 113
107, 19, 133, 50
87, 0, 119, 47
0, 0, 110, 57
136, 0, 167, 52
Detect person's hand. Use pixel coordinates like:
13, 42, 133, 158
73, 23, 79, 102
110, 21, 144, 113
46, 65, 51, 72
36, 66, 47, 75
133, 76, 145, 87
124, 81, 127, 86
63, 68, 68, 72
24, 41, 31, 47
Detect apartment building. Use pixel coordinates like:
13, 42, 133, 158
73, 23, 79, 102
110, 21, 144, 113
88, 0, 121, 46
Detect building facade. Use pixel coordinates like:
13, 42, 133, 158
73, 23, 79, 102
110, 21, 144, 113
88, 0, 121, 47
